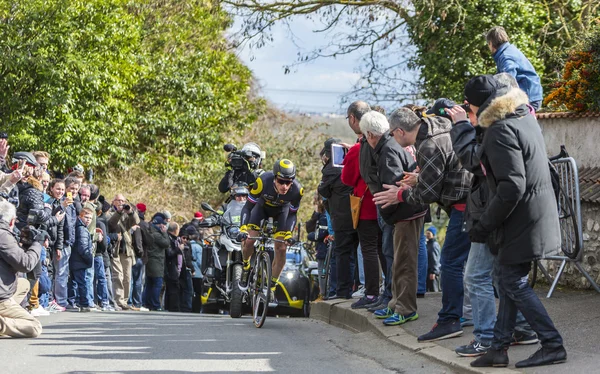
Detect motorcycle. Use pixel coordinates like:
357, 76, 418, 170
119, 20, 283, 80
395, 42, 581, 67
198, 201, 245, 318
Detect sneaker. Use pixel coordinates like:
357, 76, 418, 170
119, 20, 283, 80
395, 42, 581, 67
367, 297, 389, 312
130, 306, 140, 311
30, 306, 50, 317
79, 306, 92, 312
65, 304, 78, 310
515, 345, 567, 368
418, 320, 463, 342
456, 340, 491, 357
460, 317, 474, 327
352, 285, 365, 298
374, 307, 393, 319
119, 304, 132, 311
101, 305, 115, 312
511, 330, 539, 345
48, 301, 66, 313
88, 306, 99, 312
383, 312, 419, 326
351, 296, 378, 309
470, 348, 509, 367
140, 306, 150, 312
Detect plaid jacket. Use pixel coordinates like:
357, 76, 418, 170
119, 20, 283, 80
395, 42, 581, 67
402, 116, 472, 210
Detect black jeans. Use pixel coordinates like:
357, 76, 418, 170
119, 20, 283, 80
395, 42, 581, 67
492, 262, 563, 350
357, 219, 382, 297
334, 229, 359, 298
165, 279, 180, 312
192, 278, 203, 313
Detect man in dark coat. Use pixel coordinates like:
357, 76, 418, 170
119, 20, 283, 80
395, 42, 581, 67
141, 213, 170, 311
318, 138, 358, 299
461, 75, 566, 369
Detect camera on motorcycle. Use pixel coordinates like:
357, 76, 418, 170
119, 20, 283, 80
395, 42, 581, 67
201, 202, 218, 214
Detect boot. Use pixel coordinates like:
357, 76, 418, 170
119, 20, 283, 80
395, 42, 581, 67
470, 348, 509, 368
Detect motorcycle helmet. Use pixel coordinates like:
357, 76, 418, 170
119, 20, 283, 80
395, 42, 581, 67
273, 159, 296, 180
241, 142, 262, 169
231, 182, 250, 198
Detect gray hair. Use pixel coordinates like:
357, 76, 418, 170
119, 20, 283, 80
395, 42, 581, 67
359, 111, 389, 136
494, 72, 518, 88
0, 200, 17, 224
486, 26, 510, 49
347, 101, 371, 121
389, 108, 422, 132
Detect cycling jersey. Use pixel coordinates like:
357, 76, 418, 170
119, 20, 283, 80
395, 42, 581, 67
240, 171, 303, 239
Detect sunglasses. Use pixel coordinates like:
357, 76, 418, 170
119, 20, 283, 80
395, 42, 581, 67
276, 178, 293, 186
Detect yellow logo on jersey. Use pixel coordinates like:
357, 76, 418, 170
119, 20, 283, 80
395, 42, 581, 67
300, 187, 304, 196
250, 177, 263, 195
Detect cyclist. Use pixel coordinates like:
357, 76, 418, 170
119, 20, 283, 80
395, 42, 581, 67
238, 159, 303, 305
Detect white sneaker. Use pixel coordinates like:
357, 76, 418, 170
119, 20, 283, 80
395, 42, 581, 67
140, 306, 150, 312
352, 285, 365, 298
30, 306, 50, 317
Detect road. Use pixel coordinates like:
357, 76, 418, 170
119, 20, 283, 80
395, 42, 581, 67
0, 311, 458, 374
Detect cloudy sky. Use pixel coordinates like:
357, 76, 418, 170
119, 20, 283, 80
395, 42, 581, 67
235, 18, 364, 114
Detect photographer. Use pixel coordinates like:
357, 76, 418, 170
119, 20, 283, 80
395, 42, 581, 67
107, 194, 140, 310
218, 142, 263, 193
0, 200, 43, 338
13, 152, 51, 230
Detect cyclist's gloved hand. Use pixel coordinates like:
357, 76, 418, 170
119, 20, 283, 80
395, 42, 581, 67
237, 225, 248, 241
283, 232, 295, 246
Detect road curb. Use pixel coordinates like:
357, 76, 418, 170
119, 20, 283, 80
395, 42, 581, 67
311, 300, 520, 374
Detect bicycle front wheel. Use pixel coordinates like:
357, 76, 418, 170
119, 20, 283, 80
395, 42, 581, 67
252, 251, 272, 328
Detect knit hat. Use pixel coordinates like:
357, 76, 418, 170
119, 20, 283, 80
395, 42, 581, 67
425, 98, 456, 119
426, 226, 437, 237
136, 203, 147, 213
464, 75, 501, 107
194, 211, 203, 219
162, 210, 172, 220
151, 212, 167, 226
185, 225, 200, 237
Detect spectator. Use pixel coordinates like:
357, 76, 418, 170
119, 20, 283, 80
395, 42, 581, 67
93, 205, 110, 311
33, 151, 50, 173
41, 173, 50, 195
486, 26, 543, 110
70, 207, 95, 312
13, 152, 51, 230
129, 204, 147, 311
180, 226, 197, 312
190, 212, 203, 229
0, 200, 43, 338
318, 138, 359, 300
165, 222, 183, 311
96, 202, 118, 310
360, 111, 427, 326
189, 226, 204, 313
425, 227, 441, 292
141, 213, 169, 311
107, 194, 140, 311
163, 210, 172, 224
451, 75, 566, 368
373, 107, 472, 342
42, 179, 66, 313
54, 178, 77, 309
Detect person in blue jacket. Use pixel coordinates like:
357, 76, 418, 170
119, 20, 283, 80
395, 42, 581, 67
70, 207, 94, 312
306, 198, 329, 299
486, 26, 543, 110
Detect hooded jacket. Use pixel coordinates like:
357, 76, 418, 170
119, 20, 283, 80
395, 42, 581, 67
141, 223, 170, 278
15, 177, 51, 230
318, 161, 354, 232
474, 87, 560, 265
70, 218, 93, 271
400, 116, 472, 210
0, 221, 42, 302
372, 132, 428, 225
43, 196, 65, 253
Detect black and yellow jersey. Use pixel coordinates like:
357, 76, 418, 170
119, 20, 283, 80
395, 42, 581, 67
247, 171, 303, 211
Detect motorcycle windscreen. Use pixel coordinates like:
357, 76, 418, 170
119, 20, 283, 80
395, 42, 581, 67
223, 200, 244, 226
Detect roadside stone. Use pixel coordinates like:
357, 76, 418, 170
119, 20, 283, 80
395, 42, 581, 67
587, 218, 594, 232
595, 222, 600, 232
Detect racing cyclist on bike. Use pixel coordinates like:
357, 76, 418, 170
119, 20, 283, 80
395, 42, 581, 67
238, 159, 303, 305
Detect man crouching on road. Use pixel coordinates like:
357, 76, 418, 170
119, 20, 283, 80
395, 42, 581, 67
0, 200, 43, 338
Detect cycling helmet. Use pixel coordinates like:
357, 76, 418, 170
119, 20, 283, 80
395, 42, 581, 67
273, 159, 296, 180
241, 142, 262, 169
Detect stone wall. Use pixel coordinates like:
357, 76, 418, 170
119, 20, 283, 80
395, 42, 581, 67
536, 115, 600, 289
542, 202, 600, 289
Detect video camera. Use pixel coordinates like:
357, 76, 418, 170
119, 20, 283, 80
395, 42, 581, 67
19, 225, 47, 248
224, 144, 258, 171
27, 209, 45, 227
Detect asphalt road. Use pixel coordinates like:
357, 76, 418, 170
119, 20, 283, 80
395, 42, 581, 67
0, 311, 458, 374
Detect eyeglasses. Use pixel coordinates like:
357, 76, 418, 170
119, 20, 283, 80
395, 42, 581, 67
276, 178, 293, 186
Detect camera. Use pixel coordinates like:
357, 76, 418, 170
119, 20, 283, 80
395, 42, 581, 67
0, 132, 8, 139
27, 209, 45, 226
123, 204, 131, 211
460, 103, 470, 113
19, 225, 47, 247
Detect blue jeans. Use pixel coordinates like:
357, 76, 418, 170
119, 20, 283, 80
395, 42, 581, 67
129, 258, 145, 307
418, 228, 428, 295
492, 262, 563, 350
464, 243, 496, 344
85, 266, 94, 306
73, 268, 91, 307
53, 246, 71, 307
438, 208, 471, 323
179, 269, 193, 312
93, 256, 109, 307
144, 276, 163, 310
378, 214, 394, 301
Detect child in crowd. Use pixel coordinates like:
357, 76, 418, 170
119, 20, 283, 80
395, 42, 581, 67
71, 208, 94, 312
425, 226, 441, 292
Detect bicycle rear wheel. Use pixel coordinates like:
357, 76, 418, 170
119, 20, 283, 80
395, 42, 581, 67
252, 251, 272, 328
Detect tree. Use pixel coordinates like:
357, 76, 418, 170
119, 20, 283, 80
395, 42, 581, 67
226, 0, 600, 103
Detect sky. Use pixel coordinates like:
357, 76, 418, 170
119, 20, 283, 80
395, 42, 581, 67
234, 18, 364, 114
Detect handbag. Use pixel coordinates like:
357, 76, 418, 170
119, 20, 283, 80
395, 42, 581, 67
350, 186, 368, 230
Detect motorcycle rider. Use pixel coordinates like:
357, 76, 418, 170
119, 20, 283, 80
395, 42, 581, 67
238, 159, 303, 305
218, 143, 264, 193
